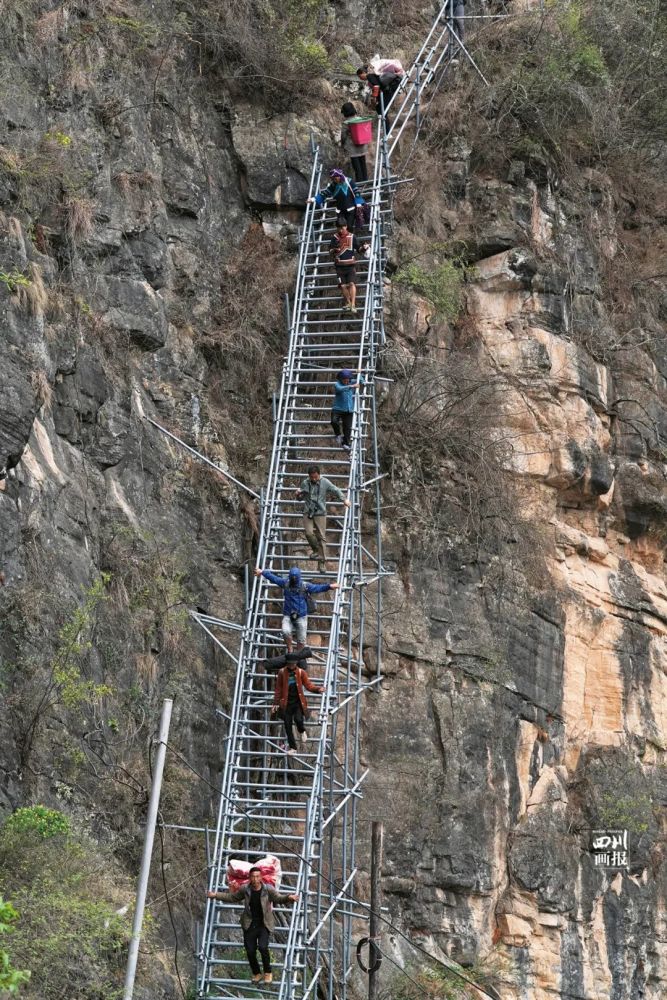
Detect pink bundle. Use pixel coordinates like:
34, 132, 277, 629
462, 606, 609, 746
227, 854, 282, 892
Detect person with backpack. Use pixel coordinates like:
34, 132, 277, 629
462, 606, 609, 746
357, 58, 405, 129
271, 654, 325, 754
307, 168, 365, 230
206, 867, 299, 984
340, 101, 370, 182
296, 465, 351, 572
329, 218, 370, 316
331, 368, 365, 453
254, 565, 338, 652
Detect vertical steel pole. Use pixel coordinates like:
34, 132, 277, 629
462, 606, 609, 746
123, 698, 173, 1000
415, 62, 422, 133
368, 822, 384, 1000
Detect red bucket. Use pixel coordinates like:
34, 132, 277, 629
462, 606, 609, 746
348, 117, 373, 146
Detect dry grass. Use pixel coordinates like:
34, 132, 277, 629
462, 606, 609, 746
16, 262, 48, 317
64, 195, 96, 243
113, 170, 159, 196
30, 369, 53, 411
34, 7, 62, 44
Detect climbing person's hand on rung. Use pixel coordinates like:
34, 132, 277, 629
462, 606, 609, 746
344, 498, 351, 508
330, 583, 339, 590
254, 567, 263, 577
288, 894, 299, 902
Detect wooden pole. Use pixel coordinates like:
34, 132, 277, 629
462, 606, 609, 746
369, 821, 384, 1000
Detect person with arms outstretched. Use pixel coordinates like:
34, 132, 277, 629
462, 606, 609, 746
307, 168, 364, 231
207, 867, 299, 985
254, 565, 337, 651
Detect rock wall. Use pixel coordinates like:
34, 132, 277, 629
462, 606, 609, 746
0, 2, 665, 999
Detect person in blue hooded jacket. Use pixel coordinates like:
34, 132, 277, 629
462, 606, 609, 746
331, 368, 365, 453
254, 566, 338, 652
307, 168, 364, 230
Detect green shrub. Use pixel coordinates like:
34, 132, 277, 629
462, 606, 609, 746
0, 898, 30, 995
0, 823, 131, 1000
3, 807, 70, 840
394, 259, 467, 322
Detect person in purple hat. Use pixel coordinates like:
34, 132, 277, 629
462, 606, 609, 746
307, 168, 365, 230
331, 368, 365, 453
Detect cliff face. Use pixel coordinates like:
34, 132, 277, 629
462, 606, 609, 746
362, 143, 667, 997
0, 2, 665, 999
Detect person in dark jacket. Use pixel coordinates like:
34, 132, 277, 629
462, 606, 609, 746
453, 0, 466, 55
340, 101, 369, 182
307, 168, 364, 230
331, 368, 365, 453
296, 465, 351, 572
329, 218, 369, 315
356, 63, 403, 128
254, 565, 337, 651
207, 867, 298, 985
272, 656, 325, 753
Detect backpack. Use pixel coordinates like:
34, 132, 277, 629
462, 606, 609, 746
300, 586, 317, 615
356, 202, 371, 227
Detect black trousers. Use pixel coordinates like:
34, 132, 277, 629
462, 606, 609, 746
335, 206, 357, 231
331, 410, 353, 447
284, 701, 306, 750
244, 923, 271, 974
350, 156, 368, 182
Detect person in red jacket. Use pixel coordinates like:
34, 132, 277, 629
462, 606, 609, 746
272, 655, 324, 754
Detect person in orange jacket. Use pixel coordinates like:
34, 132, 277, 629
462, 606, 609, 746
272, 655, 324, 754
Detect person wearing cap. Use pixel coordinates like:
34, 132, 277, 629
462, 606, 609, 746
307, 168, 364, 230
296, 465, 351, 573
331, 369, 365, 453
329, 218, 369, 315
340, 101, 369, 182
272, 655, 325, 754
254, 565, 338, 652
207, 867, 299, 985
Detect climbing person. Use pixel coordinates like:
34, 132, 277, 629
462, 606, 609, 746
272, 654, 325, 754
356, 58, 404, 129
331, 368, 365, 454
330, 218, 369, 316
452, 0, 466, 56
296, 465, 351, 573
254, 565, 338, 652
307, 168, 364, 231
340, 101, 370, 183
206, 867, 299, 985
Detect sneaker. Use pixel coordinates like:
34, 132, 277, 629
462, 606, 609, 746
299, 729, 308, 746
342, 443, 351, 453
335, 434, 343, 446
350, 307, 358, 315
264, 973, 273, 984
317, 560, 326, 574
252, 974, 262, 983
343, 303, 352, 313
280, 742, 290, 752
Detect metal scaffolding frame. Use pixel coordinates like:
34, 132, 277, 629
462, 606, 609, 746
193, 4, 471, 997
